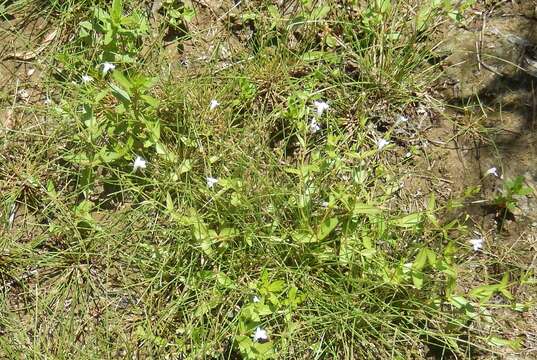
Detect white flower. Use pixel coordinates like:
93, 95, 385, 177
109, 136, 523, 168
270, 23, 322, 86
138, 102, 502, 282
313, 100, 329, 117
253, 296, 260, 303
404, 152, 412, 158
376, 138, 390, 150
396, 115, 408, 124
469, 237, 484, 251
81, 75, 93, 84
209, 99, 219, 111
44, 97, 52, 105
252, 327, 268, 342
321, 201, 329, 208
206, 176, 218, 188
133, 156, 147, 172
485, 167, 499, 177
17, 89, 30, 100
102, 62, 116, 75
309, 118, 321, 133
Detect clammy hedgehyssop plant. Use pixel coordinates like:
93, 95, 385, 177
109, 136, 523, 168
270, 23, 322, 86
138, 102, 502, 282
0, 0, 530, 358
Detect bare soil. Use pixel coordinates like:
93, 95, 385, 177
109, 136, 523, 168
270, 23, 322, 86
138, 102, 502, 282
428, 2, 537, 358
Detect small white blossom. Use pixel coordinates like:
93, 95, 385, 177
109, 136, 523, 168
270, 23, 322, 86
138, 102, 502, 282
102, 62, 116, 75
253, 296, 260, 303
81, 75, 93, 84
469, 238, 484, 251
252, 327, 268, 342
206, 176, 218, 188
309, 118, 321, 133
133, 156, 147, 172
313, 100, 329, 117
404, 152, 412, 158
17, 89, 30, 100
44, 97, 52, 105
485, 167, 499, 177
321, 201, 329, 208
209, 99, 219, 111
396, 115, 408, 124
376, 138, 390, 150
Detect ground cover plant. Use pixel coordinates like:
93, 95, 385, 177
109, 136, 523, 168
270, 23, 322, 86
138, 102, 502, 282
1, 0, 535, 358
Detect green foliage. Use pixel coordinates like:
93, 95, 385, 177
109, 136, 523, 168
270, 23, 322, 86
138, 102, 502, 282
494, 176, 533, 211
67, 69, 162, 196
234, 272, 304, 359
0, 0, 531, 358
161, 0, 195, 29
78, 0, 149, 63
415, 0, 477, 32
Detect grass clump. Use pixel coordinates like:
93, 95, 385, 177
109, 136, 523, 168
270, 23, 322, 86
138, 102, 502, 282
0, 0, 529, 358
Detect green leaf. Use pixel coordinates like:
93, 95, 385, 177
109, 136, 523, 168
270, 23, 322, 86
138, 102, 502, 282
256, 303, 273, 317
46, 180, 56, 197
148, 120, 161, 141
426, 249, 437, 267
353, 203, 382, 215
284, 167, 302, 176
362, 235, 373, 250
412, 248, 428, 271
140, 94, 159, 108
376, 0, 391, 13
178, 159, 192, 174
82, 105, 97, 133
111, 0, 123, 24
216, 272, 235, 288
300, 50, 339, 63
110, 83, 131, 104
291, 230, 316, 243
112, 71, 132, 90
392, 213, 422, 228
166, 192, 174, 213
254, 341, 274, 355
75, 200, 93, 218
412, 271, 424, 289
99, 150, 122, 163
94, 8, 110, 23
487, 336, 522, 350
310, 5, 330, 19
325, 34, 338, 48
200, 238, 213, 257
95, 88, 110, 103
182, 7, 196, 22
427, 193, 436, 211
360, 248, 376, 258
416, 6, 434, 31
219, 227, 239, 239
317, 217, 338, 241
79, 21, 93, 38
267, 5, 280, 20
500, 272, 514, 300
449, 295, 469, 309
241, 12, 257, 21
155, 143, 168, 156
469, 284, 499, 302
268, 280, 285, 293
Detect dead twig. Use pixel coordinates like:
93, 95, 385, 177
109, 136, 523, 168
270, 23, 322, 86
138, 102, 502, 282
475, 14, 503, 77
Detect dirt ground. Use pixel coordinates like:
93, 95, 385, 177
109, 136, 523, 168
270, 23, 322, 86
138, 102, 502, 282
425, 2, 537, 358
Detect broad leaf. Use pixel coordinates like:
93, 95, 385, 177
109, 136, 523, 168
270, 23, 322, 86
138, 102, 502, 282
317, 217, 338, 241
